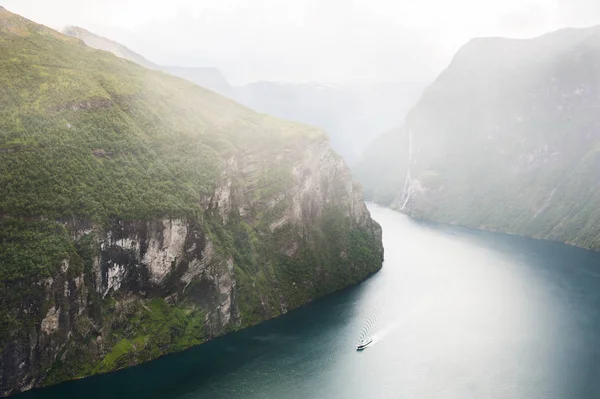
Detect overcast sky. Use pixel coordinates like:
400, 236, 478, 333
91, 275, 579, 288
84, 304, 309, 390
2, 0, 600, 84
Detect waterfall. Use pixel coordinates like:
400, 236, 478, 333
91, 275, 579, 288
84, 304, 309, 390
399, 129, 413, 211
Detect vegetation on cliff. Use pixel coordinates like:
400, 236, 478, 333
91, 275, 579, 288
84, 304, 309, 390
0, 220, 80, 349
0, 8, 382, 395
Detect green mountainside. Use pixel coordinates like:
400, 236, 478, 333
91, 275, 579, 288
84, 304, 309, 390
1, 13, 311, 221
63, 26, 233, 96
0, 8, 383, 396
356, 25, 600, 249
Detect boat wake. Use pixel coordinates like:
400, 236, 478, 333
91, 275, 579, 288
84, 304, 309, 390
365, 295, 437, 347
357, 296, 385, 344
370, 322, 401, 345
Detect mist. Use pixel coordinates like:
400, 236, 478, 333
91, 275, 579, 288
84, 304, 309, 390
3, 0, 600, 85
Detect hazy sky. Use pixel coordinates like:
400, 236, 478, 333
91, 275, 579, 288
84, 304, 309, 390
2, 0, 600, 84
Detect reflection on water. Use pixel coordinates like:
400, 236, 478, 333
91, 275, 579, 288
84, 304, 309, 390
18, 205, 600, 399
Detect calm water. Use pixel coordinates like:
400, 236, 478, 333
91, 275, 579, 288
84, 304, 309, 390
18, 205, 600, 399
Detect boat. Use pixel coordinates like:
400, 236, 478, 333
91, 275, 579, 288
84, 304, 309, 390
356, 337, 373, 350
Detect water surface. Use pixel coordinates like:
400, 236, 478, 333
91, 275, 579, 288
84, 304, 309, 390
19, 205, 600, 398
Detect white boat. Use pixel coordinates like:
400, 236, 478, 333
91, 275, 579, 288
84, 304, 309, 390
356, 337, 373, 350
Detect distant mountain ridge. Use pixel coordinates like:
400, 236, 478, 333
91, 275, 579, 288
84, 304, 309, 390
62, 26, 426, 164
356, 24, 600, 250
162, 65, 233, 96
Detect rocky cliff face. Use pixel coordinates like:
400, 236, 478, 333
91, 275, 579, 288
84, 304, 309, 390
2, 136, 381, 397
0, 9, 383, 396
357, 25, 600, 250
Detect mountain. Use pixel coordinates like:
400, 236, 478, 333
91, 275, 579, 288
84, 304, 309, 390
61, 27, 425, 165
0, 8, 383, 396
235, 81, 426, 164
356, 24, 600, 250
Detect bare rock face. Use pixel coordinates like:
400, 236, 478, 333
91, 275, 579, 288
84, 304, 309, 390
0, 136, 383, 397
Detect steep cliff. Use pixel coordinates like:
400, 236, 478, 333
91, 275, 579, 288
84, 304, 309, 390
0, 8, 383, 396
357, 24, 600, 250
